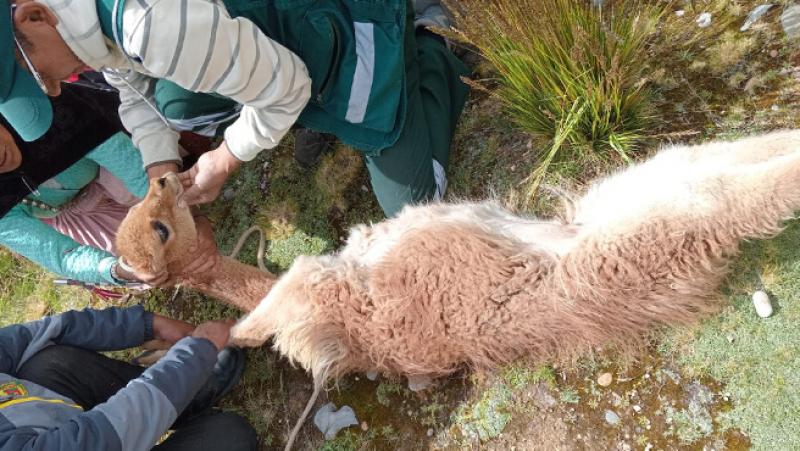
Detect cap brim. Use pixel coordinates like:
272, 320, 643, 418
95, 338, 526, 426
0, 64, 52, 142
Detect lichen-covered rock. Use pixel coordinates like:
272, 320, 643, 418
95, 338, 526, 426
452, 383, 512, 441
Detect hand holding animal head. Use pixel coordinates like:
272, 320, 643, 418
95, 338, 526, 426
115, 173, 198, 280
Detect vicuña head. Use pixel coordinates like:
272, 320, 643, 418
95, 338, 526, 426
116, 173, 276, 312
116, 173, 197, 279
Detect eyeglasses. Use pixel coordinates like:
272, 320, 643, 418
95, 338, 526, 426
10, 5, 48, 94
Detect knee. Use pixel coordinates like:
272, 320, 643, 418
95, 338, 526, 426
373, 182, 436, 218
16, 345, 89, 383
209, 412, 259, 451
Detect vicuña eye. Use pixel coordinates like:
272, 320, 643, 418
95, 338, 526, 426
151, 220, 170, 244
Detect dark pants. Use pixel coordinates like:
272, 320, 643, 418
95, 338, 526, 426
363, 30, 469, 216
16, 345, 258, 451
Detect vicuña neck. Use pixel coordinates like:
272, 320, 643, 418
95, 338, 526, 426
179, 257, 276, 312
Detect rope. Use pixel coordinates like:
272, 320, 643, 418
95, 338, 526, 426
227, 226, 268, 272
228, 224, 323, 451
284, 381, 322, 451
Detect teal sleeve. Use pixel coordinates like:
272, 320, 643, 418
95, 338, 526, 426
85, 132, 149, 199
0, 205, 119, 285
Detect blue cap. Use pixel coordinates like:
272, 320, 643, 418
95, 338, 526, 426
0, 6, 52, 141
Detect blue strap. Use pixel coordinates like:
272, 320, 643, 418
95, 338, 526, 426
96, 0, 137, 61
95, 0, 116, 41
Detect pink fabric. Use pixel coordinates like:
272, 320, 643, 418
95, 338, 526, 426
42, 168, 139, 254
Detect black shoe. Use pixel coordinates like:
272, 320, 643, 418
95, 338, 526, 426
180, 347, 246, 421
294, 129, 336, 169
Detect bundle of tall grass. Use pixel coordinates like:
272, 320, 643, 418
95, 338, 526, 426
448, 0, 663, 166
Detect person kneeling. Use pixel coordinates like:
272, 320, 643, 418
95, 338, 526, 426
0, 306, 257, 451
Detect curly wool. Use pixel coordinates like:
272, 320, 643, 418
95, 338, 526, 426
118, 130, 800, 387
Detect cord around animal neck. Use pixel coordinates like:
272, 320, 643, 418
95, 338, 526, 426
227, 226, 268, 271
283, 380, 322, 451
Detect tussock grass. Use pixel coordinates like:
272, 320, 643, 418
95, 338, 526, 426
449, 0, 662, 161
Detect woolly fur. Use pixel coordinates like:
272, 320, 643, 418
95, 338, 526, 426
118, 130, 800, 387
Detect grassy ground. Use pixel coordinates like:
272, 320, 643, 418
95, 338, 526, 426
3, 1, 800, 449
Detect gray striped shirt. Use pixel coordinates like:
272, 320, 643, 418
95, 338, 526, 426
44, 0, 312, 167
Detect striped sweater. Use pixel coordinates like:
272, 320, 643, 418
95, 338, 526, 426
43, 0, 312, 168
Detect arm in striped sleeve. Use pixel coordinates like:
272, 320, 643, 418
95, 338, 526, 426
122, 0, 312, 162
102, 70, 182, 170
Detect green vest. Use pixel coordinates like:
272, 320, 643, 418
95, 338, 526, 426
96, 0, 410, 155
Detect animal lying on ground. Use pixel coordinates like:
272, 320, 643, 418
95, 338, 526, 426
116, 130, 800, 392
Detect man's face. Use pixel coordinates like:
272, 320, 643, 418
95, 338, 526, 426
0, 124, 22, 173
12, 0, 87, 96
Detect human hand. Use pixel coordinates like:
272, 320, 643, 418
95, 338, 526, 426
174, 215, 220, 277
146, 162, 181, 181
152, 314, 196, 344
177, 142, 241, 206
191, 319, 236, 351
116, 258, 171, 288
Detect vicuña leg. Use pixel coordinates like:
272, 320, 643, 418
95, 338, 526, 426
697, 151, 800, 241
677, 129, 800, 168
230, 256, 319, 347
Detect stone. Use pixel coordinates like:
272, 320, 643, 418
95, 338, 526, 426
632, 405, 642, 413
782, 5, 800, 39
770, 49, 780, 57
361, 421, 369, 431
597, 372, 613, 387
222, 187, 236, 200
408, 374, 433, 392
696, 12, 712, 28
531, 383, 558, 408
741, 4, 774, 31
313, 403, 359, 440
604, 410, 621, 425
366, 371, 379, 381
675, 10, 686, 17
752, 290, 773, 317
427, 428, 434, 437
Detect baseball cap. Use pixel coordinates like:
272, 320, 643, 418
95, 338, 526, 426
0, 5, 53, 141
